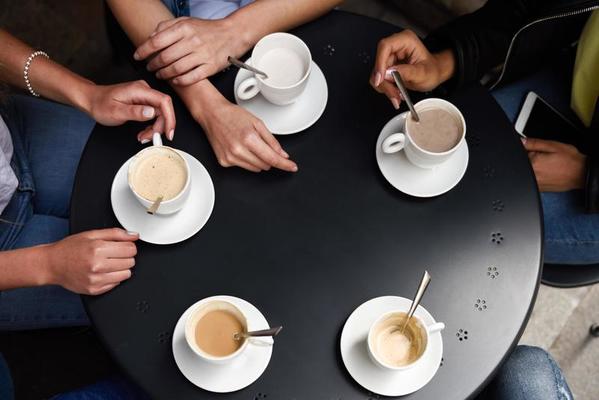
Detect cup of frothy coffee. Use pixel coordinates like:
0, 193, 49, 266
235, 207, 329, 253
185, 300, 249, 364
368, 311, 445, 371
382, 98, 466, 169
236, 32, 312, 105
128, 132, 190, 215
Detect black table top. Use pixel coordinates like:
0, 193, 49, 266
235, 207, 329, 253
70, 11, 542, 400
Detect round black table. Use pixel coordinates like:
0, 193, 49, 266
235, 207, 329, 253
71, 11, 542, 400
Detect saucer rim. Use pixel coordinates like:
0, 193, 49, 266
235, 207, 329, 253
233, 58, 328, 135
110, 150, 215, 245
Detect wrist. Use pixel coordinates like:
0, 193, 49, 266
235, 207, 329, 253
432, 49, 456, 86
35, 244, 56, 286
69, 79, 97, 116
225, 12, 256, 54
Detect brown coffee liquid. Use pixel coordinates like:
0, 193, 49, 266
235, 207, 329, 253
373, 314, 427, 367
195, 310, 244, 357
407, 108, 462, 153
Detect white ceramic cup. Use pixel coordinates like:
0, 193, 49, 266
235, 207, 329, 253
367, 310, 445, 372
236, 32, 312, 106
184, 300, 249, 365
127, 132, 191, 215
381, 98, 466, 169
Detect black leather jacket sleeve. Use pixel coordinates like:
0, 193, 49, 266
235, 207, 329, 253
425, 0, 540, 89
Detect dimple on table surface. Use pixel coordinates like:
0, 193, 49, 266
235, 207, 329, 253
70, 11, 542, 400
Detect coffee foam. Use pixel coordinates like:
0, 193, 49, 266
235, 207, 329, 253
130, 147, 187, 202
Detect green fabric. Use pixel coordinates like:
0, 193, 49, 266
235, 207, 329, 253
572, 10, 599, 127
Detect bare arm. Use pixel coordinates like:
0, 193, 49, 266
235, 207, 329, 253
0, 246, 51, 290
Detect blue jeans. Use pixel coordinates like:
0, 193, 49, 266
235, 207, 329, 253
480, 346, 572, 400
0, 96, 94, 330
492, 61, 599, 265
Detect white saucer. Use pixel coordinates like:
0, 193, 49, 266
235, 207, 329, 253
376, 113, 469, 197
110, 151, 215, 245
340, 296, 443, 397
234, 58, 328, 135
172, 295, 274, 393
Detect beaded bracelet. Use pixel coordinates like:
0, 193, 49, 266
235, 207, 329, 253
23, 50, 49, 97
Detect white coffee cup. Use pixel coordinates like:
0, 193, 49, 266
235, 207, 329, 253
184, 300, 249, 365
382, 98, 466, 169
127, 132, 191, 215
367, 310, 445, 372
236, 32, 312, 106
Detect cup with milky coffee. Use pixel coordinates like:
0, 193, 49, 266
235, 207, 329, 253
368, 311, 445, 371
128, 132, 191, 215
382, 98, 466, 169
185, 300, 249, 364
236, 32, 312, 105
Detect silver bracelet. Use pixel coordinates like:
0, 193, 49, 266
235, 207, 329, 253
23, 51, 49, 97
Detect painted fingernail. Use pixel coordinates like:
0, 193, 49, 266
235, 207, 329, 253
133, 52, 140, 60
168, 129, 175, 141
142, 106, 155, 118
375, 72, 382, 87
140, 138, 150, 144
391, 98, 400, 110
126, 231, 139, 236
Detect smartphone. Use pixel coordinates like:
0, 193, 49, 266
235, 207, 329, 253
515, 91, 582, 145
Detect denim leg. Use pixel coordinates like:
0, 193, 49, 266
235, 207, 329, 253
483, 346, 573, 400
542, 191, 599, 264
0, 214, 89, 331
51, 376, 149, 400
0, 354, 14, 400
8, 95, 94, 219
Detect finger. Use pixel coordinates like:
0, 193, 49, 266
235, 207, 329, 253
137, 126, 155, 143
374, 31, 418, 86
523, 138, 561, 153
95, 259, 136, 275
147, 39, 193, 72
247, 135, 298, 172
228, 156, 262, 173
239, 148, 271, 171
98, 241, 137, 259
156, 53, 201, 80
153, 17, 186, 35
134, 23, 186, 61
152, 115, 166, 137
89, 283, 120, 296
254, 121, 288, 158
172, 64, 212, 86
85, 228, 139, 242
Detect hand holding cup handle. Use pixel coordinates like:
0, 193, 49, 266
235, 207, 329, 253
382, 132, 407, 154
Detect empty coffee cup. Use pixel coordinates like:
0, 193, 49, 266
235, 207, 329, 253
184, 300, 249, 364
236, 32, 312, 106
382, 98, 466, 169
368, 310, 444, 371
127, 132, 191, 215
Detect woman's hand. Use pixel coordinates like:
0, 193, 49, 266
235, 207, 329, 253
523, 138, 587, 192
83, 80, 176, 143
199, 100, 297, 173
45, 228, 139, 295
134, 17, 246, 86
370, 30, 455, 109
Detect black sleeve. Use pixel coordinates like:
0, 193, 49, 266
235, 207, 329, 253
425, 0, 540, 90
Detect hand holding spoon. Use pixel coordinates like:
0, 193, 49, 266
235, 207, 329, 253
395, 270, 431, 334
234, 326, 283, 341
391, 70, 420, 122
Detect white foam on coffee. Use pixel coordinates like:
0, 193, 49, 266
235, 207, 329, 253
130, 147, 187, 201
258, 48, 305, 87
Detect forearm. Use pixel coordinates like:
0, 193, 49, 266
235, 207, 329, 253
107, 0, 224, 121
0, 29, 95, 113
0, 245, 51, 290
229, 0, 341, 50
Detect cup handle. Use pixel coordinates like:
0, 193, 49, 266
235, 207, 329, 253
382, 133, 406, 154
427, 322, 445, 335
152, 132, 163, 147
237, 77, 260, 100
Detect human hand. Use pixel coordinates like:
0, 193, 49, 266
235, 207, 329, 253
135, 17, 244, 86
45, 228, 139, 295
523, 138, 587, 192
84, 80, 176, 143
370, 30, 455, 109
199, 100, 297, 173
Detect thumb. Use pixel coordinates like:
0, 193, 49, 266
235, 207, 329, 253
522, 138, 560, 153
85, 228, 139, 242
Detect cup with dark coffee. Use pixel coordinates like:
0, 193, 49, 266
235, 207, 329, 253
184, 300, 249, 364
127, 132, 191, 214
382, 98, 466, 169
367, 311, 444, 371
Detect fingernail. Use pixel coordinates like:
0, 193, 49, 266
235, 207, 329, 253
385, 69, 394, 79
133, 52, 140, 60
391, 98, 400, 110
140, 138, 150, 144
126, 231, 139, 236
142, 106, 155, 118
168, 129, 174, 141
375, 72, 382, 87
292, 165, 298, 172
520, 137, 527, 144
